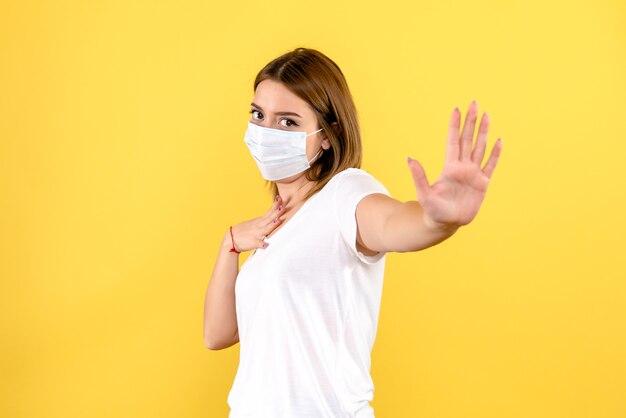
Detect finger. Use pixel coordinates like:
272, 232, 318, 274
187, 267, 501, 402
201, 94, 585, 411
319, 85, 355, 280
407, 157, 430, 203
481, 138, 503, 179
263, 195, 282, 219
445, 107, 461, 164
258, 239, 269, 249
271, 213, 283, 225
269, 202, 284, 222
471, 112, 490, 165
262, 215, 283, 236
460, 100, 479, 161
275, 201, 284, 214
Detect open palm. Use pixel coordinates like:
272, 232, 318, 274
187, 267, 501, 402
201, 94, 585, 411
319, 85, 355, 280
407, 100, 502, 229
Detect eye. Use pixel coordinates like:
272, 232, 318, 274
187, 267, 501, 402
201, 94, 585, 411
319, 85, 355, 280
249, 110, 299, 128
280, 118, 298, 128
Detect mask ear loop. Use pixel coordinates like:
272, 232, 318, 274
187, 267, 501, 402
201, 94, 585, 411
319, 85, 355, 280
307, 146, 324, 165
306, 127, 325, 164
306, 127, 324, 137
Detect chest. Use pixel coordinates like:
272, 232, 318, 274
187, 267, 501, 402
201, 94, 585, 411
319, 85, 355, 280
238, 212, 349, 295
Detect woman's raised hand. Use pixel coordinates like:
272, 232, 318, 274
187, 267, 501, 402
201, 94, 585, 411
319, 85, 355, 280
406, 100, 502, 230
228, 195, 285, 252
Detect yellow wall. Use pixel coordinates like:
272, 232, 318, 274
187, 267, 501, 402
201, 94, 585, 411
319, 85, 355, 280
1, 1, 624, 417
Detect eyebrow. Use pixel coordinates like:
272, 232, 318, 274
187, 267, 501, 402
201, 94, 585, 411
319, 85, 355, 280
250, 102, 302, 118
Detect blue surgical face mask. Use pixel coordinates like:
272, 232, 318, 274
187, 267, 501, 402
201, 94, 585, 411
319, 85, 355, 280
243, 121, 324, 181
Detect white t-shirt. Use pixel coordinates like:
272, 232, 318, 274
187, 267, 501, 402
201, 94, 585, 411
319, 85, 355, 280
227, 167, 391, 418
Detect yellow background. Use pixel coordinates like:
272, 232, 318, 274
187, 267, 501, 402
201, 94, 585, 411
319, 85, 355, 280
1, 0, 624, 417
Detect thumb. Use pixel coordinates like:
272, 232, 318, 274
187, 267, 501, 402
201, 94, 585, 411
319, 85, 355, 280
407, 157, 430, 203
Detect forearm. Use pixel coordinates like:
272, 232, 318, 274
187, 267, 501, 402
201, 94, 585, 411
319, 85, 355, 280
383, 201, 459, 253
203, 232, 240, 349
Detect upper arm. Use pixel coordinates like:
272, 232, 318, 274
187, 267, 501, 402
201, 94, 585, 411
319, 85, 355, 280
355, 193, 403, 254
206, 328, 239, 351
334, 169, 399, 263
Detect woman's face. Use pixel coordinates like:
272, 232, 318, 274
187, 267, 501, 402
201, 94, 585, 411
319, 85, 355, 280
249, 79, 330, 181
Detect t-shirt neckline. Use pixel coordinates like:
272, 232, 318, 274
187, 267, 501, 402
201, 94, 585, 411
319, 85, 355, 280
264, 187, 319, 243
264, 169, 352, 244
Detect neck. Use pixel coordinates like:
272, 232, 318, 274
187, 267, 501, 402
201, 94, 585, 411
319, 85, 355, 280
275, 174, 315, 206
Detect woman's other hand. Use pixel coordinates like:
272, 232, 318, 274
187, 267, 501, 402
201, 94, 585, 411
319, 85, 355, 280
406, 100, 502, 230
227, 195, 285, 252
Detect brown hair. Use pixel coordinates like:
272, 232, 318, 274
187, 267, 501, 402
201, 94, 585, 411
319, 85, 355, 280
252, 47, 363, 202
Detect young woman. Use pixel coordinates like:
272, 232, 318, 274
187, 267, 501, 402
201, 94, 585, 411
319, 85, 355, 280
204, 47, 502, 418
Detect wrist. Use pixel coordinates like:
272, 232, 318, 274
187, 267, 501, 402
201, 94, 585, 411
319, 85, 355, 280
422, 213, 459, 234
222, 230, 237, 252
223, 226, 242, 254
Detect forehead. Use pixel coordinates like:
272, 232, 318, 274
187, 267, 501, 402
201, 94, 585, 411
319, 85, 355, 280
253, 79, 312, 114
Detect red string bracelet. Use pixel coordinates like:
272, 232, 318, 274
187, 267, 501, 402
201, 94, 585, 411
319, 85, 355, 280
228, 226, 241, 254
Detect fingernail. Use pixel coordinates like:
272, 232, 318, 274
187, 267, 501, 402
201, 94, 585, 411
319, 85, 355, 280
275, 195, 279, 201
273, 217, 277, 223
278, 205, 282, 210
407, 157, 412, 164
264, 242, 269, 248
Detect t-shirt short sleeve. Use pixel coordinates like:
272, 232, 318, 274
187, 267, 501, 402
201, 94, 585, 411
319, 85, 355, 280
333, 169, 391, 264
